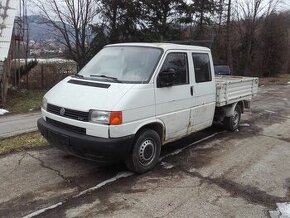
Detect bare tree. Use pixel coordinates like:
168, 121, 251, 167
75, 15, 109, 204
232, 0, 281, 75
34, 0, 100, 69
258, 10, 288, 77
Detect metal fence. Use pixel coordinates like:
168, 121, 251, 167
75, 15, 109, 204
18, 61, 77, 90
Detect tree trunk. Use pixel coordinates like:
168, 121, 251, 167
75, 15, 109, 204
226, 0, 233, 71
198, 1, 205, 39
1, 61, 9, 106
110, 0, 118, 43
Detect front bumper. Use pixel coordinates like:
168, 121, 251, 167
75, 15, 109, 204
37, 118, 134, 163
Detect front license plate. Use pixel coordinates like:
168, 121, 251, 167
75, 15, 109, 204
47, 130, 69, 146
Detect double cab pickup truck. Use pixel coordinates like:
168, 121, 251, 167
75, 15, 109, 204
38, 43, 258, 173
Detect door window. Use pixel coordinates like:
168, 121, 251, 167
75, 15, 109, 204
192, 53, 212, 83
160, 53, 189, 85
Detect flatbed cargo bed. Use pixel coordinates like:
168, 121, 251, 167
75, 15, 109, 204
215, 76, 259, 107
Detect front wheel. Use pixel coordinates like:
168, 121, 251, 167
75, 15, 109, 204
224, 105, 241, 131
125, 129, 161, 174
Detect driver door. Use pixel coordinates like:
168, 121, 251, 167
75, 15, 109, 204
154, 51, 192, 143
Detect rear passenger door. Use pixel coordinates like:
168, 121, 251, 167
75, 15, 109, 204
155, 51, 192, 142
188, 52, 216, 133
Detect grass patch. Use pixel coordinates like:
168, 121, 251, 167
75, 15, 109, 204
6, 89, 46, 114
0, 131, 48, 155
259, 74, 290, 86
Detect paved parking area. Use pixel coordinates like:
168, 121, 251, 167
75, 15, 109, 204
0, 85, 290, 218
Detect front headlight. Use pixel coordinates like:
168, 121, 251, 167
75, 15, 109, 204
89, 110, 110, 124
89, 110, 123, 125
42, 97, 47, 111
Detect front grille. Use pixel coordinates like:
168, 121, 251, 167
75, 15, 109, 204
47, 104, 89, 122
46, 118, 86, 135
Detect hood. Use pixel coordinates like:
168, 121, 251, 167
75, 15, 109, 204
45, 77, 135, 111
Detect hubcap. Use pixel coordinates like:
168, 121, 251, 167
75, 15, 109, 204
139, 139, 156, 166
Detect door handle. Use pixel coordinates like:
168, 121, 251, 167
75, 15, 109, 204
190, 86, 193, 96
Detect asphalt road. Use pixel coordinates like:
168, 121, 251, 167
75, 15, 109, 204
1, 85, 290, 218
0, 112, 41, 138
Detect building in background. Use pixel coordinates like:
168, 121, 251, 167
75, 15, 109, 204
0, 0, 19, 105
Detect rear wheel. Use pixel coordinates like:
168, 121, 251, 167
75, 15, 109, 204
125, 129, 161, 174
224, 105, 241, 131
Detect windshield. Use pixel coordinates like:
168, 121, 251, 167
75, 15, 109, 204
79, 46, 163, 83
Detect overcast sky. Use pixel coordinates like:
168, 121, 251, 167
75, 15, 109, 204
24, 0, 290, 17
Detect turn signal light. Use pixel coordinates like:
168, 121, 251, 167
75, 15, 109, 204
110, 111, 122, 125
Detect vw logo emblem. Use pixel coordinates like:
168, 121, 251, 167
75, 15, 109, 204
60, 108, 65, 116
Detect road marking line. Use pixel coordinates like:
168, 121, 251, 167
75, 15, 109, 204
75, 172, 134, 198
160, 132, 224, 161
22, 131, 223, 218
22, 172, 133, 218
22, 202, 63, 218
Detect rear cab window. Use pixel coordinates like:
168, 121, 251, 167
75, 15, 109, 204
192, 53, 212, 83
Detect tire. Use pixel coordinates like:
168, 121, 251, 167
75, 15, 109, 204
224, 105, 241, 131
125, 129, 161, 174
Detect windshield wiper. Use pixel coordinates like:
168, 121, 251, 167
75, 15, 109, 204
90, 74, 122, 83
74, 74, 84, 78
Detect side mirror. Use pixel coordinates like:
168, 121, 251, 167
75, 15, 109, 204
157, 68, 176, 88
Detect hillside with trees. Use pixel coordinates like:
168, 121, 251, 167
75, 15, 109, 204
32, 0, 290, 76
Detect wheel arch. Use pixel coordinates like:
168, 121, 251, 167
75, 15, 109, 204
135, 121, 165, 144
221, 101, 244, 118
126, 124, 163, 173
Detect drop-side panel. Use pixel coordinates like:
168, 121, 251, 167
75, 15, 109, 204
215, 76, 259, 107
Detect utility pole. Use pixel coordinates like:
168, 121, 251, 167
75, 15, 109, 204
23, 0, 29, 89
226, 0, 233, 71
13, 0, 28, 88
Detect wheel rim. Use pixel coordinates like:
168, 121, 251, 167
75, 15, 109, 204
233, 110, 240, 128
138, 139, 156, 167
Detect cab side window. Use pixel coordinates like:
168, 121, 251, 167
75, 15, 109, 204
192, 53, 212, 83
160, 53, 189, 85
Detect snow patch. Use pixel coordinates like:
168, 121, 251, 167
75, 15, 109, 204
265, 110, 276, 114
288, 81, 290, 84
239, 123, 250, 127
0, 109, 9, 115
17, 58, 76, 64
189, 168, 197, 173
161, 162, 175, 169
269, 202, 290, 218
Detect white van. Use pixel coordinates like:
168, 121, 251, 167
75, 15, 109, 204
38, 43, 258, 173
